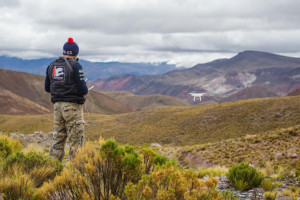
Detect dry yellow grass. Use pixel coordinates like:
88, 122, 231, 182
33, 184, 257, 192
102, 91, 190, 110
166, 125, 299, 169
1, 96, 300, 147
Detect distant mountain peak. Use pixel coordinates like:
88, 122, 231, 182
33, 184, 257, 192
234, 50, 293, 60
234, 50, 276, 58
238, 50, 271, 54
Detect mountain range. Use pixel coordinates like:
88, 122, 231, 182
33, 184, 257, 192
0, 56, 178, 80
2, 50, 300, 109
93, 51, 300, 103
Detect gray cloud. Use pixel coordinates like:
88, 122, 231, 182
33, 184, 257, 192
0, 0, 300, 67
0, 0, 20, 7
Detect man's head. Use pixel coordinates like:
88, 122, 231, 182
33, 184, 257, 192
63, 37, 79, 59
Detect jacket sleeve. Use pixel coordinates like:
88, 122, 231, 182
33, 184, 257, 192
73, 63, 88, 95
45, 66, 51, 93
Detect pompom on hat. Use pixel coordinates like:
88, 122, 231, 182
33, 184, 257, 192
63, 37, 79, 56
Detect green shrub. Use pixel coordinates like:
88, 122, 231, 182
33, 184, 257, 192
222, 190, 238, 200
0, 140, 12, 159
261, 179, 275, 191
198, 166, 228, 178
0, 174, 35, 200
2, 151, 63, 189
226, 163, 263, 191
125, 165, 223, 200
122, 152, 142, 182
258, 159, 265, 168
0, 135, 22, 153
125, 144, 136, 154
100, 140, 142, 197
264, 191, 277, 200
3, 152, 25, 171
153, 154, 167, 166
3, 151, 62, 174
100, 139, 119, 158
140, 148, 172, 174
140, 148, 157, 174
290, 185, 297, 193
36, 140, 143, 200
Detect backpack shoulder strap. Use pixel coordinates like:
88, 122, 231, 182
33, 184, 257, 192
62, 57, 74, 73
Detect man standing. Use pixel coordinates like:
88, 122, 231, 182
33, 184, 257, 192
45, 37, 88, 162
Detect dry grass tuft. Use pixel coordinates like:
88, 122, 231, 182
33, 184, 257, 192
23, 143, 43, 153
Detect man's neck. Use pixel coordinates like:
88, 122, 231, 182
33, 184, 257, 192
64, 55, 77, 60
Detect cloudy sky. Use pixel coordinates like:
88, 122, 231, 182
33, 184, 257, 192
1, 0, 300, 67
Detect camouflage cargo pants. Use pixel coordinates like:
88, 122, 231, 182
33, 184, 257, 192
49, 102, 85, 162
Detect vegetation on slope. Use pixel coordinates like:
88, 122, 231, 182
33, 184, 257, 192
89, 96, 300, 145
0, 136, 299, 199
170, 125, 299, 169
1, 96, 300, 147
0, 138, 226, 200
102, 91, 189, 110
100, 96, 300, 145
1, 137, 299, 200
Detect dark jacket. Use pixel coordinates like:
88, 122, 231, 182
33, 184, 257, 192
45, 57, 88, 104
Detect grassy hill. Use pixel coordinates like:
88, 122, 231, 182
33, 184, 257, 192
160, 125, 299, 168
0, 69, 50, 110
88, 96, 300, 145
0, 87, 50, 115
102, 91, 189, 110
1, 96, 300, 147
0, 69, 132, 115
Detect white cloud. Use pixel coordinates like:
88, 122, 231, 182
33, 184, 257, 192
0, 0, 300, 67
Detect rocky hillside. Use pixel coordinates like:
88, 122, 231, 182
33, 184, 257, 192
221, 85, 278, 102
94, 51, 300, 103
288, 87, 300, 96
0, 69, 131, 115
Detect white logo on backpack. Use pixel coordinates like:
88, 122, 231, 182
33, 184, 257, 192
53, 66, 65, 81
